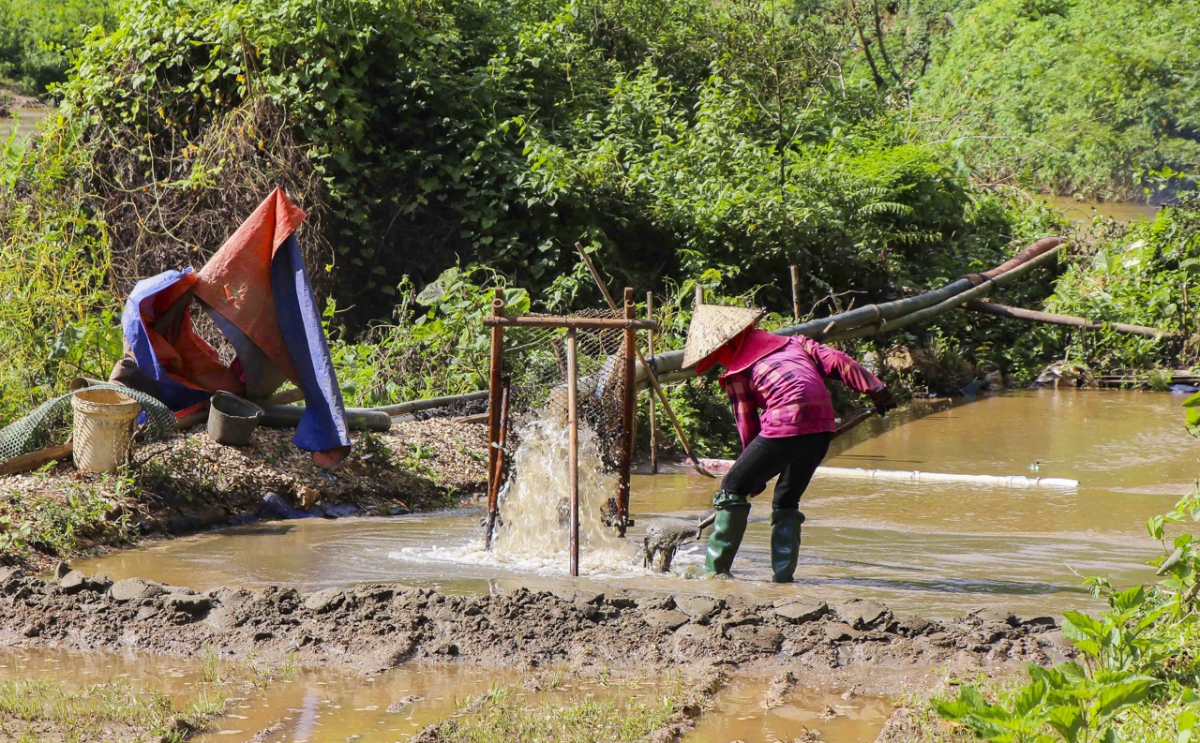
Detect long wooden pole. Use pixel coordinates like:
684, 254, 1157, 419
483, 316, 657, 330
618, 288, 636, 536
790, 264, 801, 320
695, 408, 876, 537
573, 243, 716, 479
567, 327, 580, 577
647, 291, 658, 475
485, 291, 506, 549
963, 299, 1176, 338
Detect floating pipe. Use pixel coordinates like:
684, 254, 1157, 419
696, 459, 1079, 489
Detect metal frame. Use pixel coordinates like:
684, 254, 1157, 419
483, 291, 656, 576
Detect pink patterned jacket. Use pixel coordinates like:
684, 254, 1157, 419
718, 330, 885, 449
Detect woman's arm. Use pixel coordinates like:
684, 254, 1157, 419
803, 337, 886, 395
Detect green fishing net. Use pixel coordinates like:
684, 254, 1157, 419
0, 383, 176, 462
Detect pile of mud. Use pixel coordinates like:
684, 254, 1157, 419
0, 567, 1069, 691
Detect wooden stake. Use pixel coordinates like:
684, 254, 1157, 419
618, 288, 636, 536
567, 327, 580, 577
485, 290, 505, 550
647, 291, 658, 475
790, 264, 801, 320
485, 381, 510, 546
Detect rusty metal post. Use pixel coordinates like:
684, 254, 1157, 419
790, 264, 801, 320
566, 326, 580, 577
484, 290, 505, 549
646, 291, 658, 475
616, 287, 636, 537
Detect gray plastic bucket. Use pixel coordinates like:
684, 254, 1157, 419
207, 392, 264, 446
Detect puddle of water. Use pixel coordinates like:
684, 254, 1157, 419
1045, 195, 1158, 222
686, 675, 892, 743
79, 390, 1198, 618
1, 107, 49, 142
0, 646, 677, 742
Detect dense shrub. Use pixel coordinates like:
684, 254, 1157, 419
0, 0, 115, 95
912, 0, 1200, 198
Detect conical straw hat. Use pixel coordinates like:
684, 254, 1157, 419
683, 304, 766, 368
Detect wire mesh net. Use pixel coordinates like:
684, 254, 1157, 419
498, 309, 633, 527
0, 383, 177, 462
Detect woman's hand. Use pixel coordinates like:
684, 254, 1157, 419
869, 386, 897, 416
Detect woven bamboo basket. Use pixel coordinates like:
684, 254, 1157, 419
70, 388, 141, 473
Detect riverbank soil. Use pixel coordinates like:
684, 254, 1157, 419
0, 568, 1069, 739
0, 418, 487, 571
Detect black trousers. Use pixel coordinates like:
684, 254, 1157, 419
721, 432, 833, 510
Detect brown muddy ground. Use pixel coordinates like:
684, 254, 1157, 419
0, 566, 1068, 696
0, 417, 488, 571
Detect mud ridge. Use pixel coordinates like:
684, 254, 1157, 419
0, 568, 1070, 689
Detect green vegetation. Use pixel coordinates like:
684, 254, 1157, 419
430, 677, 687, 743
912, 0, 1200, 198
0, 482, 135, 561
0, 678, 219, 742
931, 401, 1200, 743
1043, 196, 1200, 375
0, 0, 115, 96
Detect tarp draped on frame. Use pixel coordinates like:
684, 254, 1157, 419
120, 189, 351, 466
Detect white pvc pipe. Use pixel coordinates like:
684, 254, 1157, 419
696, 459, 1078, 489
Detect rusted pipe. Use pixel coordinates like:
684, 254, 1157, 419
647, 291, 658, 475
486, 291, 505, 548
483, 316, 657, 330
484, 380, 510, 549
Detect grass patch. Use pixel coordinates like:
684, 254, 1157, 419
0, 678, 218, 743
431, 675, 689, 743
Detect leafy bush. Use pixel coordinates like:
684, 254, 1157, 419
0, 0, 115, 95
936, 398, 1200, 743
913, 0, 1200, 198
1046, 196, 1200, 374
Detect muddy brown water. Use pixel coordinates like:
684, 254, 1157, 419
0, 647, 888, 742
80, 390, 1196, 621
1045, 195, 1159, 222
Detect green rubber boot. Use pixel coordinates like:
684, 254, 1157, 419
770, 509, 805, 583
705, 491, 751, 576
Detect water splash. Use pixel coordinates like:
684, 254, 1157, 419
391, 413, 643, 576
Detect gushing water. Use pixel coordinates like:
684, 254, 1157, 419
491, 415, 632, 565
389, 412, 643, 576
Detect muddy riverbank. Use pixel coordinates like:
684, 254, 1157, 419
0, 567, 1068, 735
0, 417, 488, 571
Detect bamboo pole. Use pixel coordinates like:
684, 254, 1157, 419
485, 291, 505, 549
645, 236, 1068, 384
647, 291, 658, 475
567, 326, 580, 577
483, 316, 657, 330
618, 288, 636, 536
790, 264, 801, 321
963, 300, 1176, 339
